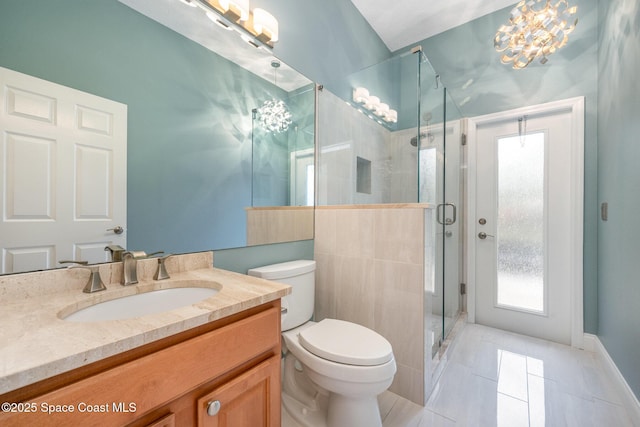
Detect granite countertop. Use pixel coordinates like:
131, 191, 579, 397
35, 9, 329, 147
0, 252, 290, 395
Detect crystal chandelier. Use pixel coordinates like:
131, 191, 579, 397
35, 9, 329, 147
257, 60, 292, 133
257, 98, 292, 133
494, 0, 578, 69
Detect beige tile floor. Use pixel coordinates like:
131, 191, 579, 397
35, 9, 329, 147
283, 323, 636, 426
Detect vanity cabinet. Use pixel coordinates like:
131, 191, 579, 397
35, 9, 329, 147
196, 356, 279, 426
0, 301, 281, 427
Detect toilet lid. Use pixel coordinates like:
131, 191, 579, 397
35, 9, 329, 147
298, 319, 393, 366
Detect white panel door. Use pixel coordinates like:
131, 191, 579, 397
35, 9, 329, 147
469, 100, 584, 345
0, 67, 127, 273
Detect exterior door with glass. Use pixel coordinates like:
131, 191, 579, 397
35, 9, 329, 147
469, 99, 584, 345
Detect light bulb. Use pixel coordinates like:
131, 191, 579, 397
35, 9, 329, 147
219, 0, 249, 21
352, 87, 369, 104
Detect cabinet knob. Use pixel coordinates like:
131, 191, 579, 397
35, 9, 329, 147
207, 400, 221, 416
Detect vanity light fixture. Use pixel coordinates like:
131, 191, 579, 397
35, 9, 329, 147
252, 8, 279, 43
206, 11, 233, 30
364, 95, 380, 111
218, 0, 249, 22
494, 0, 578, 69
374, 103, 389, 117
352, 87, 369, 103
352, 87, 398, 124
184, 0, 280, 48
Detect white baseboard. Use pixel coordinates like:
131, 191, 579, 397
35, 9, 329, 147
582, 333, 597, 352
585, 333, 640, 423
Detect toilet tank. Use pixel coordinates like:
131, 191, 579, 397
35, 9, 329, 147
248, 260, 315, 332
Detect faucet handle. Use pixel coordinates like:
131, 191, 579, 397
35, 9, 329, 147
154, 254, 173, 281
59, 261, 106, 293
81, 265, 107, 293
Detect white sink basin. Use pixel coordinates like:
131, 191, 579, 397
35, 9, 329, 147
62, 285, 219, 322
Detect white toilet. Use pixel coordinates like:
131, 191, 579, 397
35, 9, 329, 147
248, 260, 396, 427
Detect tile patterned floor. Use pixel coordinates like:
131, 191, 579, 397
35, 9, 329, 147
284, 322, 636, 426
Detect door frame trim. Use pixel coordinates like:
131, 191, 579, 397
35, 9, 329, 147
465, 97, 585, 348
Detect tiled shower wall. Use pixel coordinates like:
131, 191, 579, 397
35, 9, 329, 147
317, 89, 390, 205
317, 88, 426, 206
314, 205, 434, 404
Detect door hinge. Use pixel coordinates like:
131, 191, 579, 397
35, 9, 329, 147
460, 283, 466, 295
461, 133, 467, 146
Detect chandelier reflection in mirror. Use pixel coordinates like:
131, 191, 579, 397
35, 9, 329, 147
257, 60, 292, 133
494, 0, 578, 69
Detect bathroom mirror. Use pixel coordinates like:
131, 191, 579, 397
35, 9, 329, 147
249, 80, 315, 246
0, 0, 314, 274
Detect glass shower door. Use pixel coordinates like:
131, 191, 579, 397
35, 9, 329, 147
442, 89, 463, 343
417, 58, 462, 355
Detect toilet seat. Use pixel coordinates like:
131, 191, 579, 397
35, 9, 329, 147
283, 321, 396, 384
298, 319, 393, 366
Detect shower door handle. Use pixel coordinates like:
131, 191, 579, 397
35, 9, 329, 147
446, 203, 457, 225
437, 203, 457, 225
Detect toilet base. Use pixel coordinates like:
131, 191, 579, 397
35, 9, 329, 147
282, 352, 329, 427
327, 393, 382, 427
282, 352, 385, 427
282, 391, 328, 427
282, 390, 384, 427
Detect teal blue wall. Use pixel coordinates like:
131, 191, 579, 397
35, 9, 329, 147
254, 0, 391, 99
405, 0, 600, 334
214, 240, 314, 274
597, 0, 640, 398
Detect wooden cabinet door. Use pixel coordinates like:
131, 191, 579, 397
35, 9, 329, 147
145, 413, 175, 427
197, 356, 280, 427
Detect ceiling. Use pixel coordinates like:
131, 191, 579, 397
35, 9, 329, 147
349, 0, 518, 52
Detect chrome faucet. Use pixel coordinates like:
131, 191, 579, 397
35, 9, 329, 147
153, 254, 173, 280
122, 251, 147, 286
60, 260, 107, 293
